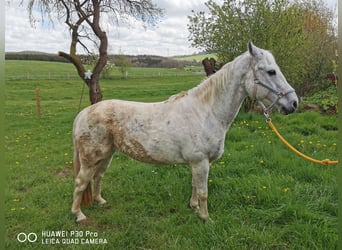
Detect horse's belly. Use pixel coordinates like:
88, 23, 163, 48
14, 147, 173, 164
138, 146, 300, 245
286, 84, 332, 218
117, 143, 185, 164
113, 132, 186, 164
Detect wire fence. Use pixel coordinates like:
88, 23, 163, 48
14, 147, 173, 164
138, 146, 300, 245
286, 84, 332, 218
5, 71, 205, 81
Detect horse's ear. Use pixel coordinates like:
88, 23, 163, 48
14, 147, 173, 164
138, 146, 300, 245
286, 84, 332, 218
248, 41, 255, 56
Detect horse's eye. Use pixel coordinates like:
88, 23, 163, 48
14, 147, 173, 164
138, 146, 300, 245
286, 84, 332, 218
267, 70, 276, 76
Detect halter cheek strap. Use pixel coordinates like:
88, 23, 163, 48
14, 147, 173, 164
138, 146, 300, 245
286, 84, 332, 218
251, 61, 295, 115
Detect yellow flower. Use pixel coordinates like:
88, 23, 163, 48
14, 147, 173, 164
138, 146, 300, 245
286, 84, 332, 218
260, 160, 264, 164
283, 187, 290, 193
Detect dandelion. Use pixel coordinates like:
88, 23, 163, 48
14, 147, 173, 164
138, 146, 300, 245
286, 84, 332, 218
261, 185, 267, 190
20, 207, 25, 211
260, 160, 265, 164
15, 161, 20, 165
309, 141, 313, 145
13, 198, 20, 202
209, 179, 213, 183
332, 143, 337, 147
219, 161, 225, 165
283, 187, 290, 193
64, 153, 68, 156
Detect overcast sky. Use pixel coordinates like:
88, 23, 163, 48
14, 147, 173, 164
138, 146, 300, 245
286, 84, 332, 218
5, 0, 337, 57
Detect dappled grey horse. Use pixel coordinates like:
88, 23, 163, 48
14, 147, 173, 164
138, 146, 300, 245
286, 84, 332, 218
71, 41, 298, 222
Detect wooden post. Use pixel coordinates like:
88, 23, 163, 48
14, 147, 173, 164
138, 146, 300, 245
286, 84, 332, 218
35, 87, 41, 118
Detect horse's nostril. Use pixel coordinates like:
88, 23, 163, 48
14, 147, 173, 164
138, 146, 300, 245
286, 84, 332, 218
292, 100, 298, 109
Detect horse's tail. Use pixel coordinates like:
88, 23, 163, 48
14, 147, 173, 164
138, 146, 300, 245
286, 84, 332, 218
73, 147, 93, 206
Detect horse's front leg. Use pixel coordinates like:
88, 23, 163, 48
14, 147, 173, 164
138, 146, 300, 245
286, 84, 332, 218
190, 159, 210, 221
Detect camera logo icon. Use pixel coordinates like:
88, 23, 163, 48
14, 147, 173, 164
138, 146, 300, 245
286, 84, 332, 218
17, 232, 38, 243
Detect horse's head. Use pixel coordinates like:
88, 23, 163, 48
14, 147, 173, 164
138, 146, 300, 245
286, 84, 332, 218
245, 41, 298, 115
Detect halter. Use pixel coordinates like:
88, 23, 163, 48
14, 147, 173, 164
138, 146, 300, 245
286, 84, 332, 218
251, 61, 295, 117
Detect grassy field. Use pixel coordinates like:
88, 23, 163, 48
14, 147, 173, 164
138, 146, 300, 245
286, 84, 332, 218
5, 60, 338, 249
172, 54, 217, 62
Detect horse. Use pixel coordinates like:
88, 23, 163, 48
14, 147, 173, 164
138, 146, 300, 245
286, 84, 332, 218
71, 41, 298, 222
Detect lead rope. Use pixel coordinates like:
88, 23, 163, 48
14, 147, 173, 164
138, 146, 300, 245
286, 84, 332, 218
265, 115, 338, 165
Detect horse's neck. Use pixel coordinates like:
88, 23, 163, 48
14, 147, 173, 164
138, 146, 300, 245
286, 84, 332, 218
189, 54, 250, 129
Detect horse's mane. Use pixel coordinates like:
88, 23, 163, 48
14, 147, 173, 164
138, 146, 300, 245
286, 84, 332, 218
166, 52, 250, 105
188, 62, 232, 105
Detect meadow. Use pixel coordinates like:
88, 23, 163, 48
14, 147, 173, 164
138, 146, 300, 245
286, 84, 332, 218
5, 60, 338, 249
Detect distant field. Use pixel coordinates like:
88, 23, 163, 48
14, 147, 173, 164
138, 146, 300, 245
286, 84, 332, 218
5, 60, 337, 249
5, 60, 203, 81
173, 54, 218, 62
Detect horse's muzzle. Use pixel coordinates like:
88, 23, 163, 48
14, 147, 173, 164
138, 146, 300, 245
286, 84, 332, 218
280, 100, 298, 115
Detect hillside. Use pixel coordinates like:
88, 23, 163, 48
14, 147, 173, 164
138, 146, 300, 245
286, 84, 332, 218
5, 51, 202, 68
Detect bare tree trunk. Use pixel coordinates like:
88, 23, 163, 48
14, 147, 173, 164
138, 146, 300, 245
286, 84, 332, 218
89, 75, 103, 104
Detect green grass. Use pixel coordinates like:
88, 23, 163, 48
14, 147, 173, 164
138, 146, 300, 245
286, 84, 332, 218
5, 61, 338, 249
172, 54, 218, 62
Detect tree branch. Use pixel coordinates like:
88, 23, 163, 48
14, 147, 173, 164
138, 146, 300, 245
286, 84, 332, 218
58, 51, 88, 86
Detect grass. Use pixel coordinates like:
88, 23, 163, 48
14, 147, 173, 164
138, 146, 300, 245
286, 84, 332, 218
5, 60, 338, 249
172, 54, 218, 62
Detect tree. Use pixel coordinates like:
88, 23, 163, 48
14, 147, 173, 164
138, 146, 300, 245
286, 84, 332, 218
26, 0, 163, 104
188, 0, 337, 96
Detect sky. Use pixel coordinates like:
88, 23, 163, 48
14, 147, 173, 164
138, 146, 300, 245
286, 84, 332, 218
5, 0, 337, 57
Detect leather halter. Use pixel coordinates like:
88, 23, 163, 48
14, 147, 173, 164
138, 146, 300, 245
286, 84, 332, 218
251, 61, 295, 115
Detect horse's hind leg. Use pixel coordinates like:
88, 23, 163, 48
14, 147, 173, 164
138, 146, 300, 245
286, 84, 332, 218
71, 163, 97, 222
93, 155, 113, 205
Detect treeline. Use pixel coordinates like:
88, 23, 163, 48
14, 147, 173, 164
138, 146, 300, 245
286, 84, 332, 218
5, 52, 69, 63
188, 0, 337, 96
6, 52, 199, 69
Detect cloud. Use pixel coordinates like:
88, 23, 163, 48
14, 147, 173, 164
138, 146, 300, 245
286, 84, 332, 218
5, 0, 211, 56
5, 0, 337, 56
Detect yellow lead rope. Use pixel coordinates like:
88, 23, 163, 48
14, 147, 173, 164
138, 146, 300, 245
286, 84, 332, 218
267, 119, 338, 165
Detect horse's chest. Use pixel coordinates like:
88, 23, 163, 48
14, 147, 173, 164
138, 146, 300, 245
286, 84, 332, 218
207, 137, 225, 162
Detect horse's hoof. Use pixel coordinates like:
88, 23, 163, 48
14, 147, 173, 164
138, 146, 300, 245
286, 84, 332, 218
76, 213, 87, 223
95, 197, 107, 205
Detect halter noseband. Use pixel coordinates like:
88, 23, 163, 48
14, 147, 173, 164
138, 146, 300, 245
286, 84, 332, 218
251, 61, 295, 116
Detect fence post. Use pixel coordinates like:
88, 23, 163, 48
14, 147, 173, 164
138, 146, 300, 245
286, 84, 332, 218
35, 87, 41, 118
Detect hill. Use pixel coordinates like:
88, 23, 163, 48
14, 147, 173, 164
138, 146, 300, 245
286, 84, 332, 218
5, 51, 202, 68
